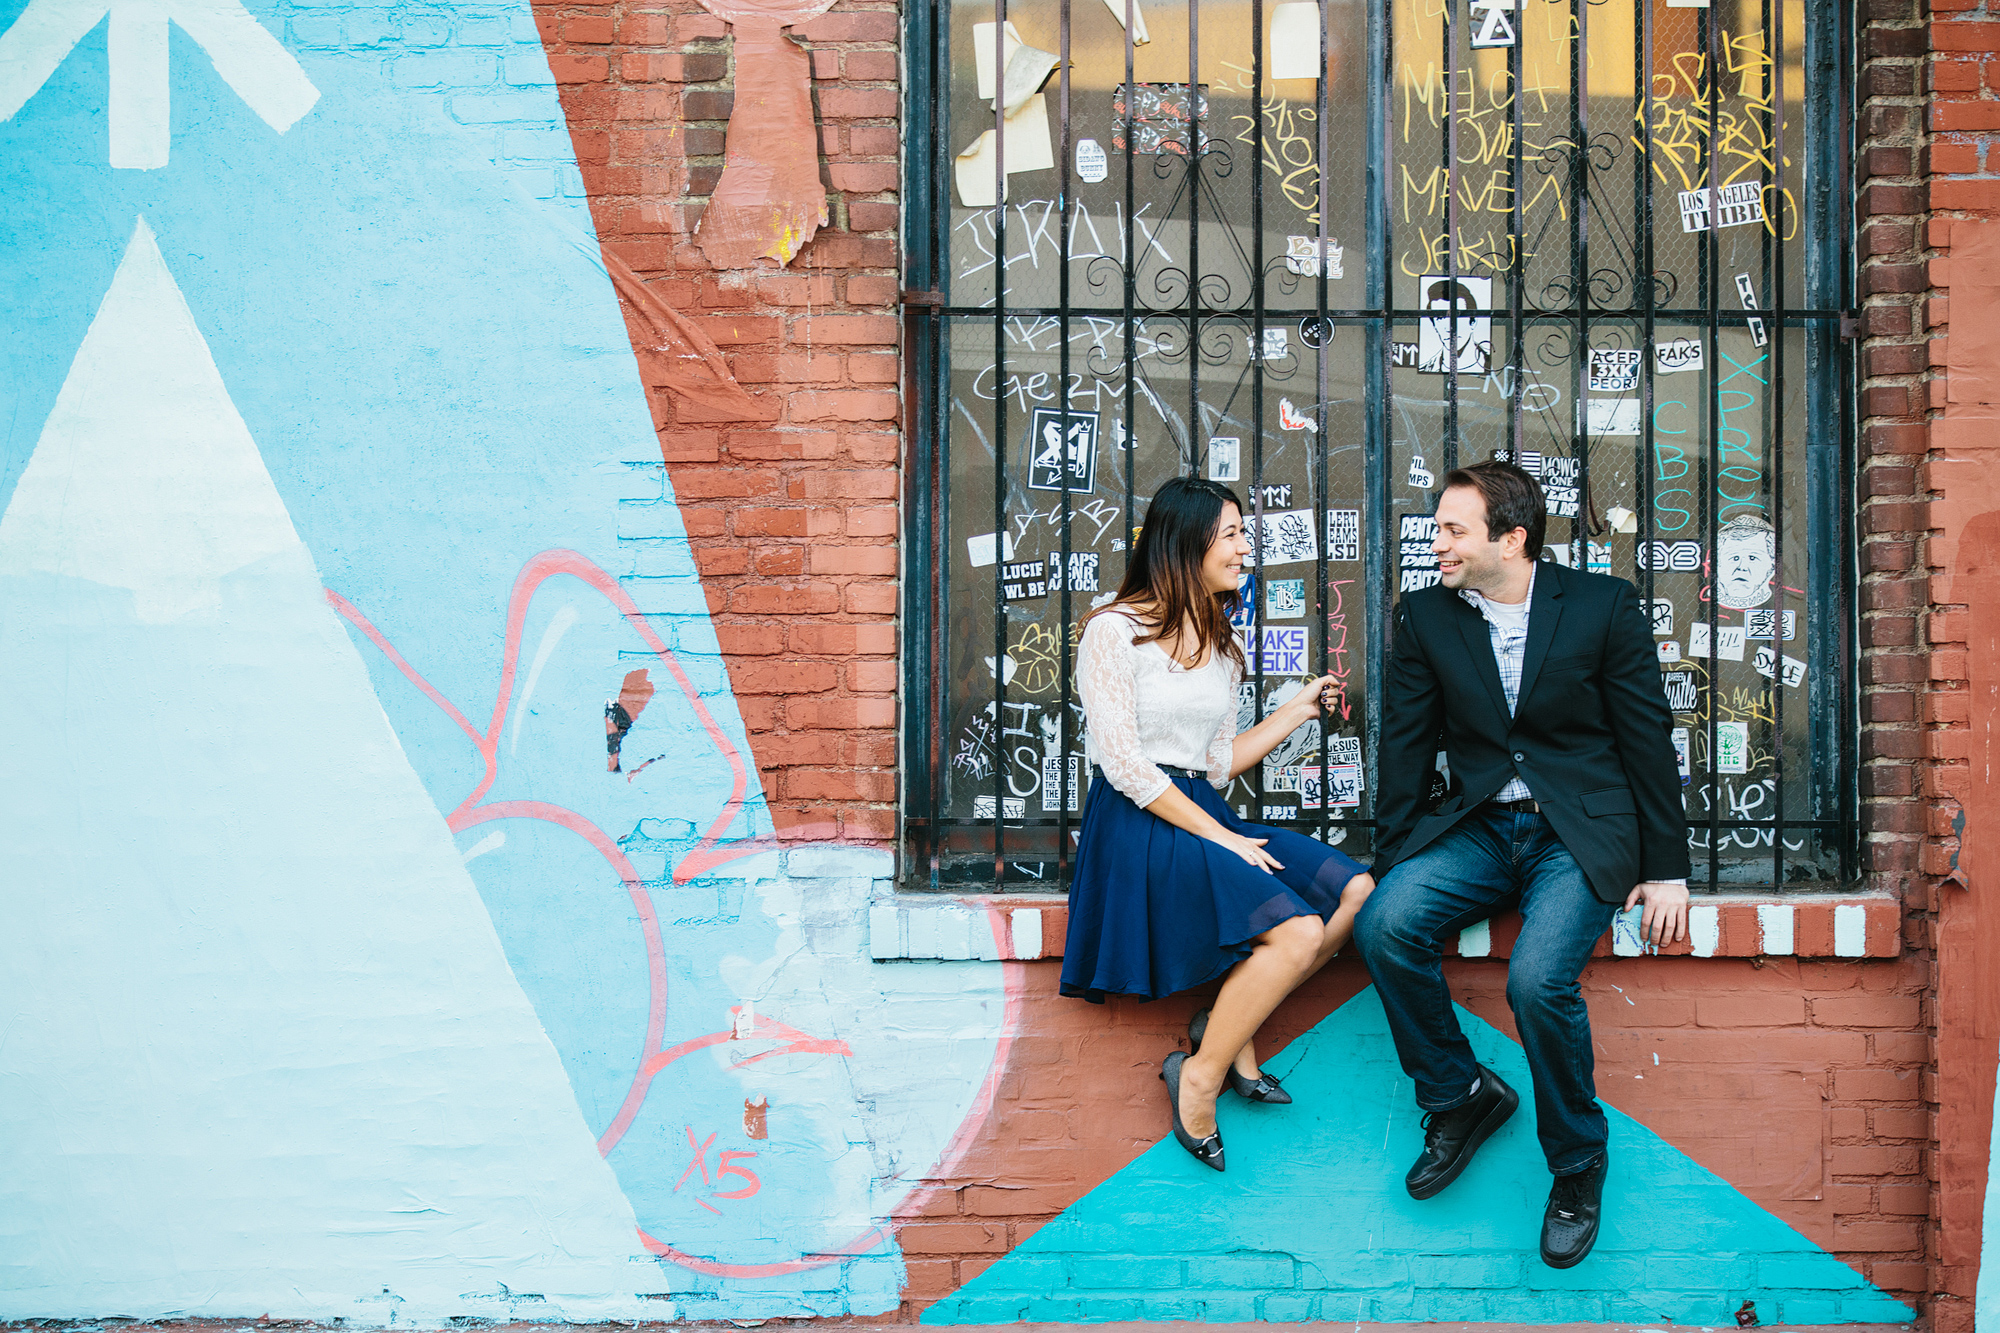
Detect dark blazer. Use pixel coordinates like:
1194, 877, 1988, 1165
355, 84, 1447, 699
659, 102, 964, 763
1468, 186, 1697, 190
1372, 560, 1692, 904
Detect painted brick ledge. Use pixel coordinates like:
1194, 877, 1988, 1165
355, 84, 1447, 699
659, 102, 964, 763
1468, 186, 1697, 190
0, 1324, 1916, 1333
870, 893, 1902, 963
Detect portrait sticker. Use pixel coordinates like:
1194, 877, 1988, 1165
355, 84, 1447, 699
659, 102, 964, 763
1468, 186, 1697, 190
1266, 578, 1307, 619
1417, 274, 1492, 374
1588, 348, 1643, 394
1327, 509, 1361, 561
1399, 514, 1441, 592
1208, 435, 1241, 482
1246, 508, 1320, 567
1026, 406, 1099, 493
1715, 515, 1777, 609
1715, 720, 1750, 775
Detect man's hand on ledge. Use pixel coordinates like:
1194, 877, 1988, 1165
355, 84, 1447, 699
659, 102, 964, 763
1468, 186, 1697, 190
1623, 880, 1691, 946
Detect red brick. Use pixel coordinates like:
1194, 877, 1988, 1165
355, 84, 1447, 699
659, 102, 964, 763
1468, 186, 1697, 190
787, 767, 895, 801
818, 87, 900, 120
809, 544, 898, 576
1831, 1145, 1923, 1178
677, 506, 726, 537
1930, 140, 1982, 174
844, 50, 900, 82
1837, 1067, 1922, 1101
730, 430, 840, 461
802, 313, 900, 344
800, 469, 900, 499
714, 624, 787, 656
752, 546, 804, 575
549, 53, 608, 83
846, 582, 898, 614
616, 12, 675, 44
658, 433, 721, 462
734, 506, 842, 537
561, 14, 616, 43
1870, 1262, 1932, 1290
849, 352, 900, 383
728, 582, 841, 614
1933, 20, 2000, 51
1866, 422, 1928, 453
1864, 385, 1912, 417
843, 806, 897, 840
749, 732, 844, 767
809, 48, 840, 79
1932, 179, 2000, 210
1867, 343, 1925, 375
791, 623, 897, 655
788, 697, 898, 730
847, 505, 898, 537
693, 315, 780, 346
1693, 993, 1807, 1027
1867, 25, 1927, 57
794, 10, 900, 41
694, 546, 748, 575
801, 232, 899, 267
756, 274, 838, 306
900, 1257, 958, 1301
670, 471, 783, 499
1814, 994, 1923, 1027
849, 659, 900, 692
848, 274, 900, 305
731, 660, 837, 694
1834, 1219, 1924, 1251
896, 1222, 1008, 1255
1931, 60, 1984, 91
1867, 302, 1914, 336
792, 390, 900, 422
847, 200, 901, 232
621, 53, 690, 82
829, 162, 900, 194
1874, 1106, 1931, 1139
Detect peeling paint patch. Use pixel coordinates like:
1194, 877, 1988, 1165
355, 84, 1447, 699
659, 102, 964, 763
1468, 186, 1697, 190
605, 667, 655, 772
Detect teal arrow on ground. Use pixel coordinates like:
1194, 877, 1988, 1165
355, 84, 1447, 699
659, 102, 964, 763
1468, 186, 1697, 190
923, 989, 1914, 1326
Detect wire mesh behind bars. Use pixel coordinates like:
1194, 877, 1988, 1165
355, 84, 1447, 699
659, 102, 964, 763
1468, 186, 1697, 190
902, 0, 1854, 893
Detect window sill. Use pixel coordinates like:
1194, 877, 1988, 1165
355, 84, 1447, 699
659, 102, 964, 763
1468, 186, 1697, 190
868, 891, 1902, 962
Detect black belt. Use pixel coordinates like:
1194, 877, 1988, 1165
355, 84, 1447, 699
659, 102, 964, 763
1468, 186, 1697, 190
1488, 797, 1541, 814
1093, 764, 1200, 781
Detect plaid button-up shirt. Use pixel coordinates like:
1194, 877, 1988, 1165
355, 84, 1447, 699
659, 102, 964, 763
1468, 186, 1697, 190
1459, 570, 1535, 803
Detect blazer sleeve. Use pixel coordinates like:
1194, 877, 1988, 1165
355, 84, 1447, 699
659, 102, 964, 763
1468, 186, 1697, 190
1598, 579, 1694, 882
1373, 599, 1447, 872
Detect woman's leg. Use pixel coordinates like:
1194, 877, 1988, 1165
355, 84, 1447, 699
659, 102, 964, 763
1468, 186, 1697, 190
1178, 913, 1325, 1136
1215, 873, 1376, 1080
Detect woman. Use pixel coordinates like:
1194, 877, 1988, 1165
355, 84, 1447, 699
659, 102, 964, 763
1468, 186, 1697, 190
1062, 476, 1374, 1172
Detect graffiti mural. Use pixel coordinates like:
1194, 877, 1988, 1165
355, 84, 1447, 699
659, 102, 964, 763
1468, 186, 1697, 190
0, 0, 1002, 1321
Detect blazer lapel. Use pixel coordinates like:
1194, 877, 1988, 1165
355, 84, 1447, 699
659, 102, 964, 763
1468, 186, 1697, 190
1515, 563, 1565, 716
1453, 593, 1514, 726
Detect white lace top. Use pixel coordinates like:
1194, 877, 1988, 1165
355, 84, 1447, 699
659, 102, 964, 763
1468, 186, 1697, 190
1078, 609, 1240, 808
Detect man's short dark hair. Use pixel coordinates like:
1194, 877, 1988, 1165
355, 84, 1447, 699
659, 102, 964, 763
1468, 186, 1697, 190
1443, 459, 1546, 558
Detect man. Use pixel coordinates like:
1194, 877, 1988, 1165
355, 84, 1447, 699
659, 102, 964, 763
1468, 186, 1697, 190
1354, 459, 1690, 1268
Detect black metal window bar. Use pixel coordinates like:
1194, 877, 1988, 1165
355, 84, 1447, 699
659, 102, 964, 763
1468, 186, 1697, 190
903, 0, 1855, 893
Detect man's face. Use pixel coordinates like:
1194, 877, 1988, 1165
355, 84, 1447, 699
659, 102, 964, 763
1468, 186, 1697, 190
1425, 297, 1478, 355
1716, 530, 1776, 608
1434, 484, 1521, 592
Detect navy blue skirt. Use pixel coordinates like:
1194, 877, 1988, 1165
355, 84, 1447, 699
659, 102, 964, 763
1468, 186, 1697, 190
1060, 769, 1368, 1003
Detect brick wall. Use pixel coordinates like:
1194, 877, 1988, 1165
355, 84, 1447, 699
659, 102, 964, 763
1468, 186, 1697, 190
524, 0, 1968, 1319
1855, 0, 2000, 1327
531, 0, 903, 846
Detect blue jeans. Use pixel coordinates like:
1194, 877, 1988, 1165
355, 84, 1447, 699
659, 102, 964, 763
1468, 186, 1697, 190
1355, 807, 1618, 1175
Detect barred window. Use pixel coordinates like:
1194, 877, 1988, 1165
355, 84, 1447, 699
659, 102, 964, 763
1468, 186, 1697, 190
902, 0, 1854, 891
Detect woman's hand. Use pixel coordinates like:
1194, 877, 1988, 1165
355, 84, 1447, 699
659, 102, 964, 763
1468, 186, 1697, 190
1286, 674, 1341, 723
1207, 828, 1284, 873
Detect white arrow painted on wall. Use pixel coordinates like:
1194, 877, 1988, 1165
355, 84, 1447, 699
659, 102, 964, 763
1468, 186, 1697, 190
0, 0, 318, 169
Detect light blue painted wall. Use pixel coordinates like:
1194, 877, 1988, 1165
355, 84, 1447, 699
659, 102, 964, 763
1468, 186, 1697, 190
0, 0, 1003, 1320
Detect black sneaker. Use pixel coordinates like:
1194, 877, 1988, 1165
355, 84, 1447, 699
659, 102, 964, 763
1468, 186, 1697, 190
1541, 1153, 1609, 1268
1405, 1064, 1519, 1199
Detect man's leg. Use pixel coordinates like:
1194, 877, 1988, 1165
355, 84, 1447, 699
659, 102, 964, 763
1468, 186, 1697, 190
1354, 810, 1517, 1109
1506, 815, 1619, 1173
1506, 812, 1620, 1267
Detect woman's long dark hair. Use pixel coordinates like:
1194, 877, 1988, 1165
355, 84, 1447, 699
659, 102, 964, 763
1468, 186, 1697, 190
1084, 475, 1247, 670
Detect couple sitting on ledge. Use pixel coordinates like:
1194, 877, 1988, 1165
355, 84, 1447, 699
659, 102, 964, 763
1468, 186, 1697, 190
1059, 462, 1690, 1270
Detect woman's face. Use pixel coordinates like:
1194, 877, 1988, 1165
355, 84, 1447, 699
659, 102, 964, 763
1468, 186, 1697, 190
1200, 502, 1253, 596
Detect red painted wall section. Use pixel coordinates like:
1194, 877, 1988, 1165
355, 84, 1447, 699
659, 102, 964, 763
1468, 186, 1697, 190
1924, 220, 2000, 1333
531, 0, 902, 848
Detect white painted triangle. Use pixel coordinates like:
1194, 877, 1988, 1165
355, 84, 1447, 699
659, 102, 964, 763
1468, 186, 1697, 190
0, 219, 656, 1321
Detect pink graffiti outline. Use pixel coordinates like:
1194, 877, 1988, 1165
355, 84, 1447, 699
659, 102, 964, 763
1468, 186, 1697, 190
326, 549, 1020, 1280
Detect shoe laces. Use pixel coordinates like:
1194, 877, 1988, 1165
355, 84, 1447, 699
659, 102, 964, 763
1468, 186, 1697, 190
1549, 1171, 1591, 1221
